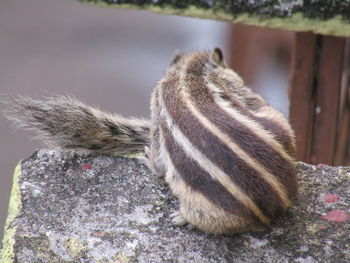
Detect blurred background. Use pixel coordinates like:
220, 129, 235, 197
0, 0, 293, 240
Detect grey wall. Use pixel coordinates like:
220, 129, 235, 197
0, 0, 229, 240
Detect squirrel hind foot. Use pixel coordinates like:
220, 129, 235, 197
170, 211, 188, 226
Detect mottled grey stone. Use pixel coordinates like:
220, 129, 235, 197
1, 149, 350, 262
78, 0, 350, 37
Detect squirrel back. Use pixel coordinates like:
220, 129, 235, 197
148, 48, 297, 234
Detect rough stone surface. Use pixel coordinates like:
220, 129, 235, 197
79, 0, 350, 37
1, 149, 350, 262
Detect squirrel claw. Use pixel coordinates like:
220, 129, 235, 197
136, 155, 150, 167
170, 211, 188, 226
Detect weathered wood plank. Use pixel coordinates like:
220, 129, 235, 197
289, 32, 317, 163
228, 24, 293, 87
335, 39, 350, 165
79, 0, 350, 37
311, 36, 345, 164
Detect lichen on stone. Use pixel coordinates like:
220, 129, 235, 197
0, 164, 22, 263
79, 0, 350, 37
64, 238, 89, 260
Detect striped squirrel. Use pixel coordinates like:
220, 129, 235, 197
4, 48, 297, 234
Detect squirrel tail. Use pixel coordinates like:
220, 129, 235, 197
3, 96, 150, 155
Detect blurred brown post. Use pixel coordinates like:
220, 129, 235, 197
289, 33, 317, 163
289, 33, 348, 165
311, 36, 345, 164
229, 24, 293, 87
334, 40, 350, 165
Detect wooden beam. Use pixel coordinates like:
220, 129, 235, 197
289, 32, 317, 162
334, 39, 350, 165
311, 36, 345, 164
289, 33, 347, 165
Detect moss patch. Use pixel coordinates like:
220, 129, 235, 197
114, 152, 145, 158
64, 238, 88, 260
0, 164, 23, 263
79, 1, 350, 37
233, 13, 350, 37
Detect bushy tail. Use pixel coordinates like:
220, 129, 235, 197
3, 96, 150, 154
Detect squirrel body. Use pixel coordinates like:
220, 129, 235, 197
5, 48, 297, 234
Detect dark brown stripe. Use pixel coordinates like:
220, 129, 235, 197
209, 74, 296, 158
159, 118, 257, 221
160, 78, 285, 219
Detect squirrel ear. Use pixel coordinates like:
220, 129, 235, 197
211, 47, 224, 65
170, 50, 182, 65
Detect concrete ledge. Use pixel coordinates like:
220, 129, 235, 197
1, 149, 350, 262
79, 0, 350, 37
